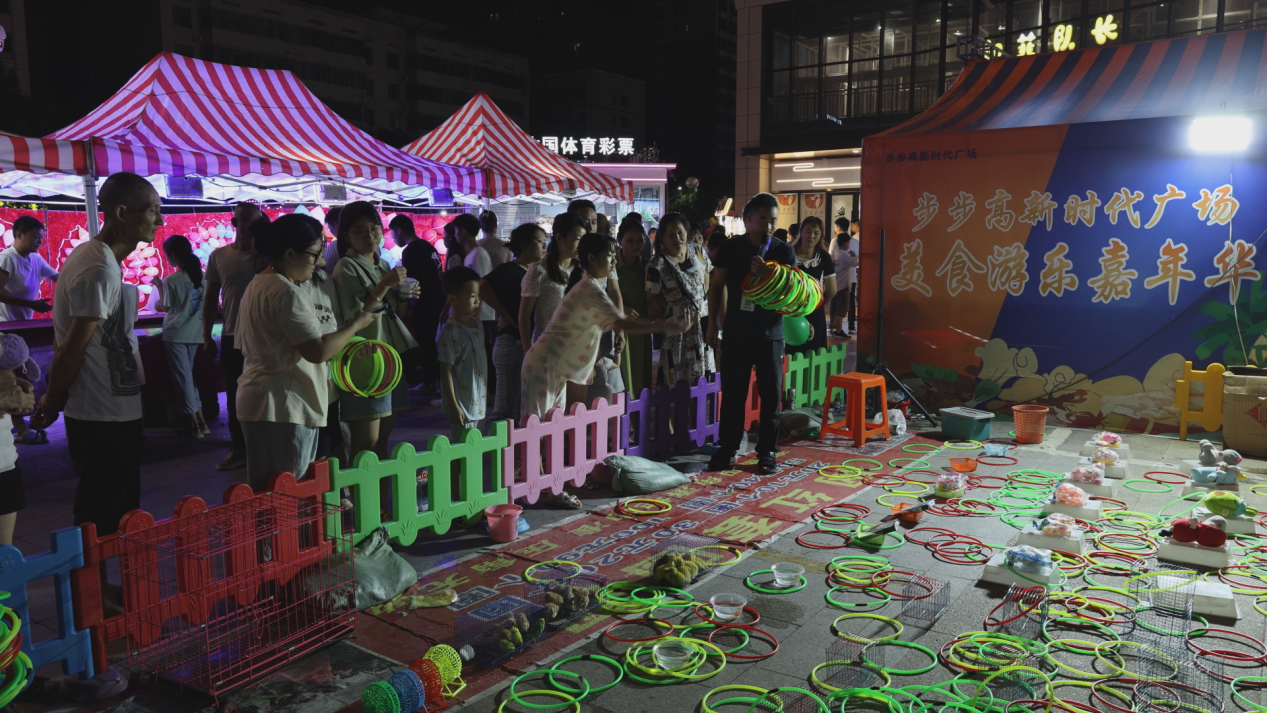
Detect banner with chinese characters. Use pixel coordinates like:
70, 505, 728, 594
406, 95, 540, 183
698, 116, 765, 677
860, 112, 1263, 435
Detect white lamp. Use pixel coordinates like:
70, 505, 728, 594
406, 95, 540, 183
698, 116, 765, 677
1189, 116, 1252, 153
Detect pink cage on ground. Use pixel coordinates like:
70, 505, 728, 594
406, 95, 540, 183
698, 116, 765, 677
120, 492, 355, 701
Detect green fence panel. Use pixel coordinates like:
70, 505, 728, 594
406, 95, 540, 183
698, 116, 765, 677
323, 421, 510, 547
808, 343, 850, 407
785, 351, 813, 408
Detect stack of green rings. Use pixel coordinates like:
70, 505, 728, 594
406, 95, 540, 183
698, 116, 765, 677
0, 593, 32, 707
331, 336, 402, 397
740, 261, 823, 317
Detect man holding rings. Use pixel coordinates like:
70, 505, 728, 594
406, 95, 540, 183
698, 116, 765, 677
707, 193, 798, 475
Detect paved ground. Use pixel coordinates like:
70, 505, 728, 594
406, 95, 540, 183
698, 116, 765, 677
13, 357, 1267, 712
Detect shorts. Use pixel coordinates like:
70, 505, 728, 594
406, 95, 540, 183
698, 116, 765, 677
0, 464, 25, 515
339, 381, 410, 421
830, 287, 852, 315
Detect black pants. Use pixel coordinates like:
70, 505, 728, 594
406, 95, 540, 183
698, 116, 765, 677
412, 303, 441, 385
719, 336, 784, 457
67, 417, 142, 536
316, 399, 342, 461
847, 283, 858, 332
220, 334, 246, 452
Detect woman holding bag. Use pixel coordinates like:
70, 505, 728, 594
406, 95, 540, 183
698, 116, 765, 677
332, 201, 421, 461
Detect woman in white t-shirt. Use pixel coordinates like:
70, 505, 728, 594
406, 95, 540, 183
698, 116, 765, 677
155, 234, 207, 438
236, 214, 379, 492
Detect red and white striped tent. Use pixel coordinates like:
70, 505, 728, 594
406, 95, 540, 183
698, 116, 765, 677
403, 93, 633, 204
47, 52, 481, 202
0, 131, 90, 197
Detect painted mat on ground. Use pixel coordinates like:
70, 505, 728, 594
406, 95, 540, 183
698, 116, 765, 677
351, 435, 946, 703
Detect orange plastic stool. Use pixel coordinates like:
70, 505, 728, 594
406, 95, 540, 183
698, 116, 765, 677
821, 372, 890, 447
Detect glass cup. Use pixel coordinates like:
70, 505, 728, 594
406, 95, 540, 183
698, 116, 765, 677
771, 562, 805, 588
652, 640, 695, 671
398, 277, 418, 298
710, 593, 747, 622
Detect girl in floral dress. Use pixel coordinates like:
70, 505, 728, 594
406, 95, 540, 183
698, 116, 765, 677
521, 234, 687, 423
645, 213, 712, 388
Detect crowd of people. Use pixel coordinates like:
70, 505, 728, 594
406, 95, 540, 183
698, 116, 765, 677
0, 170, 860, 551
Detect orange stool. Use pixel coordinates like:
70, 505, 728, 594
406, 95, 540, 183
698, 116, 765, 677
821, 372, 890, 447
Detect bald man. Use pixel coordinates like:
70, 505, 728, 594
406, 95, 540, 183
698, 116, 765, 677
33, 171, 163, 537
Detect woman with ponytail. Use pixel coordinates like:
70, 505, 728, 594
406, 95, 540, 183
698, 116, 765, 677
235, 214, 380, 491
157, 234, 208, 438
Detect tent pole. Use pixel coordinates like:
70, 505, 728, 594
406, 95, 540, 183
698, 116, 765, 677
83, 141, 100, 237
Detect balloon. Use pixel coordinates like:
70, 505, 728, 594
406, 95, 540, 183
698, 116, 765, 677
783, 316, 811, 346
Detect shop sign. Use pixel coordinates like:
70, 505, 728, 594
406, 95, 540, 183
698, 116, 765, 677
537, 136, 636, 157
1014, 14, 1118, 57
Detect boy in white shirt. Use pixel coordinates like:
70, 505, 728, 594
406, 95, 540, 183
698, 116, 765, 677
0, 216, 58, 444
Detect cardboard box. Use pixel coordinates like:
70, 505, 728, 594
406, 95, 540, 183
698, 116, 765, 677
1223, 370, 1267, 457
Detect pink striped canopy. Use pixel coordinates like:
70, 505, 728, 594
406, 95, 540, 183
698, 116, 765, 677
0, 132, 87, 175
48, 53, 480, 192
403, 93, 633, 203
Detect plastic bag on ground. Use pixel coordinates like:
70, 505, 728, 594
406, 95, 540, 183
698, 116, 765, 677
606, 454, 692, 494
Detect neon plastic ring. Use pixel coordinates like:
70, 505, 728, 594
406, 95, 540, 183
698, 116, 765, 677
862, 473, 909, 487
1123, 479, 1172, 493
813, 503, 869, 522
1232, 677, 1267, 712
617, 498, 672, 515
861, 640, 938, 675
693, 603, 761, 628
1143, 470, 1188, 485
690, 545, 743, 566
818, 465, 863, 479
707, 625, 780, 659
977, 455, 1020, 466
831, 613, 903, 641
499, 689, 579, 712
1186, 627, 1267, 662
544, 654, 625, 694
888, 458, 931, 469
869, 569, 933, 599
745, 569, 808, 594
825, 586, 892, 611
902, 444, 941, 453
841, 458, 884, 471
875, 494, 920, 508
945, 440, 984, 449
884, 482, 931, 496
523, 560, 584, 582
510, 670, 590, 709
602, 617, 672, 643
796, 529, 851, 549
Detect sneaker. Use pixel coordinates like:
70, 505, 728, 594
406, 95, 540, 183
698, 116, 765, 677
830, 329, 849, 340
182, 428, 204, 439
217, 451, 247, 471
200, 423, 211, 435
757, 453, 778, 475
706, 452, 735, 472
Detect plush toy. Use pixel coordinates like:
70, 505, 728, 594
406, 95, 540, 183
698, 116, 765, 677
1198, 516, 1229, 548
1201, 490, 1259, 519
1005, 545, 1053, 573
1039, 513, 1078, 538
1198, 440, 1220, 466
1055, 483, 1090, 507
1091, 447, 1119, 465
1190, 463, 1241, 485
1094, 432, 1123, 447
1069, 465, 1104, 485
1170, 517, 1199, 543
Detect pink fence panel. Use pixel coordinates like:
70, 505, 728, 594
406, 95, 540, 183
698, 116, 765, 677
504, 394, 625, 503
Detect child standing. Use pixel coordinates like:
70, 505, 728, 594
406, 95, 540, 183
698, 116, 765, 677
438, 267, 487, 441
157, 235, 208, 438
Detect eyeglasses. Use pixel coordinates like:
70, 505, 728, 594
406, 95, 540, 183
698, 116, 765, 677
301, 250, 323, 262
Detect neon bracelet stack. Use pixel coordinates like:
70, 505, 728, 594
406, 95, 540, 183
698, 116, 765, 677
740, 261, 823, 317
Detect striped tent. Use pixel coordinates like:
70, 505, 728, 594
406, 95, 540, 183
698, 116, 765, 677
403, 93, 633, 203
883, 28, 1267, 136
48, 52, 480, 194
0, 132, 87, 175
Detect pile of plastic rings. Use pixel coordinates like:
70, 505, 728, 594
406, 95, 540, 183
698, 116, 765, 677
330, 337, 402, 398
740, 261, 823, 317
0, 592, 32, 707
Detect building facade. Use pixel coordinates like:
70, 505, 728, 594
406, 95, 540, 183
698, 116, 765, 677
736, 0, 1264, 219
530, 70, 647, 150
0, 0, 29, 97
26, 0, 527, 143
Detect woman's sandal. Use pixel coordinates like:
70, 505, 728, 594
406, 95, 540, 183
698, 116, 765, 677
15, 429, 47, 445
556, 492, 583, 509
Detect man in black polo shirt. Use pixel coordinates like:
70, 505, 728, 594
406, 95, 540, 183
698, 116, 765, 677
706, 193, 798, 474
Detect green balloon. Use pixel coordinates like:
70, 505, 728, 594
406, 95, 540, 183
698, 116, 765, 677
783, 315, 811, 346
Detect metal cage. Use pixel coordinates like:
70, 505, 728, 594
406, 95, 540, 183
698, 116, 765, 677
122, 493, 355, 700
819, 635, 886, 691
525, 569, 607, 628
897, 573, 950, 628
648, 533, 728, 586
453, 596, 547, 668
